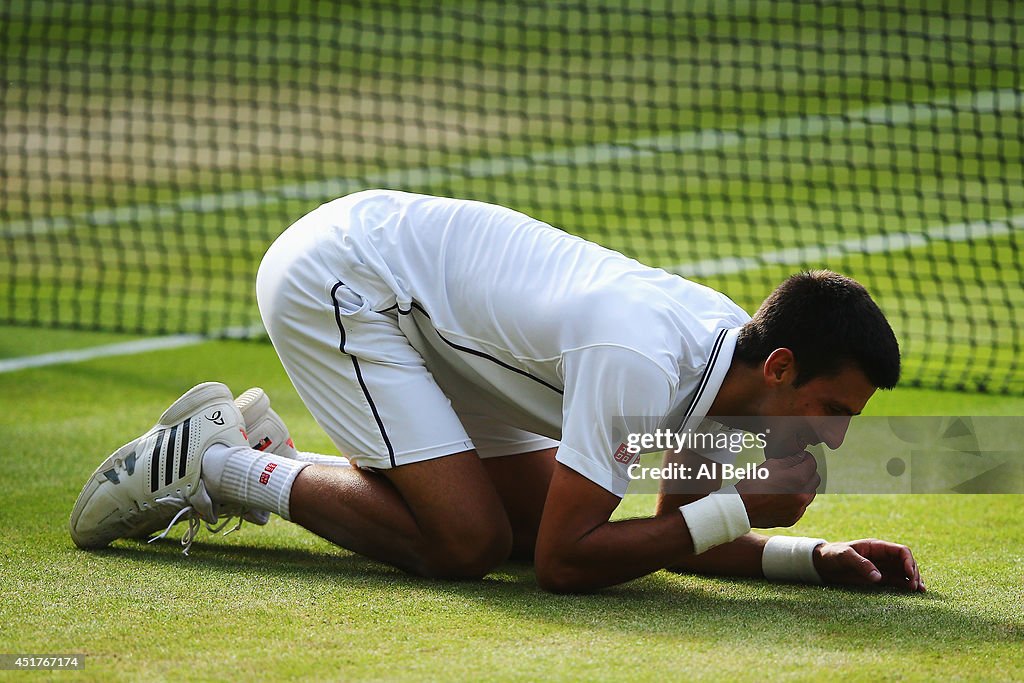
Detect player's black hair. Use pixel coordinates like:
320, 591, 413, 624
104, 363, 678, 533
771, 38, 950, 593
734, 270, 900, 388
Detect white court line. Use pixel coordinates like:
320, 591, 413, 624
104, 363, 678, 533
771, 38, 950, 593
4, 214, 1021, 373
3, 88, 1021, 237
0, 334, 204, 373
0, 325, 263, 374
671, 213, 1024, 277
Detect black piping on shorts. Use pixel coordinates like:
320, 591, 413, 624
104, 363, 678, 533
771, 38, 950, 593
331, 281, 397, 467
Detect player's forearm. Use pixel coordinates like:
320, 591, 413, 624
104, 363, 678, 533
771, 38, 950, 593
665, 532, 768, 578
535, 513, 709, 593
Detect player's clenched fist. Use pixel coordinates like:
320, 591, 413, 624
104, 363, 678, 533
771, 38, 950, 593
736, 451, 821, 528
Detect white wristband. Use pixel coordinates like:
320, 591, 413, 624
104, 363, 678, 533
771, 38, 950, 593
678, 485, 751, 554
761, 536, 827, 584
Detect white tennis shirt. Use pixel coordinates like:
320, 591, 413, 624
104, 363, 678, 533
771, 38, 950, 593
312, 190, 751, 495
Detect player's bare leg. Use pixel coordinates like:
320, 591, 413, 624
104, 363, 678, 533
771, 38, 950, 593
288, 450, 513, 579
481, 447, 557, 560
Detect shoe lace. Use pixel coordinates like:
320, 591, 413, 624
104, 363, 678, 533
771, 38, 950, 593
146, 500, 250, 555
206, 514, 246, 536
143, 484, 249, 555
146, 502, 202, 555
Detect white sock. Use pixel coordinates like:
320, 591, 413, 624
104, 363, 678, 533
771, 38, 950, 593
203, 444, 311, 521
293, 451, 351, 467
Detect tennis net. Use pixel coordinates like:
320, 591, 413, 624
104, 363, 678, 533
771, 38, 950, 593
2, 1, 1021, 392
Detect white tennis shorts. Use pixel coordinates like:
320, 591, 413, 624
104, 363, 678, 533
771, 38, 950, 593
255, 211, 559, 470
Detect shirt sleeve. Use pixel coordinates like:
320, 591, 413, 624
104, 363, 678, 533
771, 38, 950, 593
556, 345, 676, 497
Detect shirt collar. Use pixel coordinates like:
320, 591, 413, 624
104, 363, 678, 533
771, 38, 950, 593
665, 326, 740, 432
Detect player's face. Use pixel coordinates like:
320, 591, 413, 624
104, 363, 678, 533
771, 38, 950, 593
761, 365, 877, 458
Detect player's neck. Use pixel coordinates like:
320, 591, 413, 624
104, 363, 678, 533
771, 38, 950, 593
707, 360, 764, 426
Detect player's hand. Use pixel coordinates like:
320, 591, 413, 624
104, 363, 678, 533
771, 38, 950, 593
812, 539, 925, 592
735, 451, 820, 528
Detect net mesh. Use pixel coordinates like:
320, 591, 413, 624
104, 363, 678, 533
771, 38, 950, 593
2, 1, 1022, 393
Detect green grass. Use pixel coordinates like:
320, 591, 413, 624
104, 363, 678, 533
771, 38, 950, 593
0, 328, 1021, 681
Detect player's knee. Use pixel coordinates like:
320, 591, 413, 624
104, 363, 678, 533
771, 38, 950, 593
535, 558, 590, 594
420, 520, 513, 580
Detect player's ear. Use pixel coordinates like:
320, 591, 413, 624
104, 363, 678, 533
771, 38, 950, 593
763, 348, 796, 386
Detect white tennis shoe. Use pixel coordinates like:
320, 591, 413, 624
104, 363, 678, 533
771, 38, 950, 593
69, 382, 249, 552
235, 387, 299, 460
